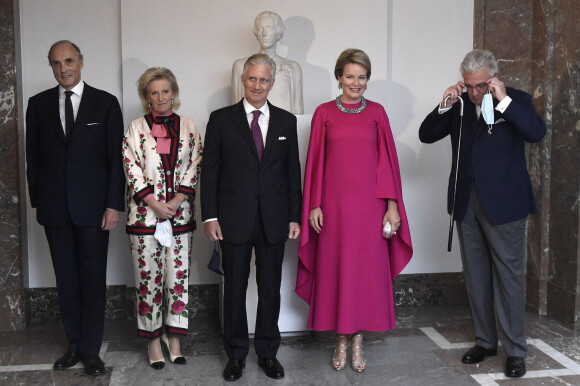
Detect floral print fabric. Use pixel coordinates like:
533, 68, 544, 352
130, 233, 192, 337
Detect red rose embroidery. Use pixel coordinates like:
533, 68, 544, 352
154, 275, 162, 285
154, 292, 163, 305
139, 284, 148, 296
137, 207, 147, 215
171, 300, 186, 314
139, 259, 146, 267
175, 260, 183, 267
176, 270, 184, 279
140, 270, 148, 279
173, 284, 184, 295
138, 301, 150, 315
158, 262, 163, 269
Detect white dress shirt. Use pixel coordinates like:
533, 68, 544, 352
59, 80, 85, 134
243, 98, 270, 145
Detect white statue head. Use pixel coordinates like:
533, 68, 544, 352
253, 11, 284, 50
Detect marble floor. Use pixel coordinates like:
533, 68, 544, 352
1, 305, 579, 385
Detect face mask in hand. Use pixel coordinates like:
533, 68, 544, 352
481, 92, 494, 125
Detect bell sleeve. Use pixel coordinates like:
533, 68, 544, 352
295, 107, 326, 304
377, 107, 413, 279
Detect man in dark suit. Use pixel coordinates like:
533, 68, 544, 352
26, 40, 125, 376
419, 49, 545, 378
201, 53, 301, 381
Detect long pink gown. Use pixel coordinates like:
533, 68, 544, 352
296, 99, 413, 334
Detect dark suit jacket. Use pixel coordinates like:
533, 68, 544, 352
419, 87, 545, 225
201, 99, 302, 245
26, 83, 125, 227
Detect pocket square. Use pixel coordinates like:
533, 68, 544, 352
87, 122, 101, 126
278, 136, 286, 140
494, 118, 505, 124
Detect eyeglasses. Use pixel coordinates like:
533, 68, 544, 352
246, 76, 271, 85
464, 81, 489, 92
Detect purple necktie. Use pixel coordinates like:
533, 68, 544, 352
251, 110, 264, 161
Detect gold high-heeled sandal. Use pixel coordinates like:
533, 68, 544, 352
351, 332, 367, 372
331, 334, 348, 371
161, 333, 186, 365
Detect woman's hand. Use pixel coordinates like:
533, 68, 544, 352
309, 207, 323, 233
383, 199, 401, 238
145, 197, 177, 219
167, 193, 187, 212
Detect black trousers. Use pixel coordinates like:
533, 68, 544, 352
44, 223, 109, 356
220, 211, 285, 360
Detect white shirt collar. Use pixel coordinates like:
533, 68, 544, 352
59, 80, 85, 98
243, 98, 269, 117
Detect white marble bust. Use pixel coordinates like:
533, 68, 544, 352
231, 11, 304, 114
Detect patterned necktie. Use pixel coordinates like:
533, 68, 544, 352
251, 110, 264, 161
65, 90, 74, 140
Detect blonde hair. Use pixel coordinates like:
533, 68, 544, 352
137, 67, 181, 113
334, 49, 372, 88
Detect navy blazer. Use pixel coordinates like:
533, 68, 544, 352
419, 88, 545, 225
201, 99, 302, 244
26, 83, 125, 227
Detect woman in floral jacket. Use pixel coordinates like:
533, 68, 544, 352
122, 67, 202, 370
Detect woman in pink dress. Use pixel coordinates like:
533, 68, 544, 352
296, 49, 413, 372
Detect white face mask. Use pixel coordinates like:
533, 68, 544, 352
481, 92, 494, 125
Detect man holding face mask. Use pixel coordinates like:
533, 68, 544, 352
419, 49, 546, 378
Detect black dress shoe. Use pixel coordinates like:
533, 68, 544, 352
461, 345, 498, 364
53, 349, 80, 370
223, 358, 245, 381
505, 356, 526, 378
83, 355, 106, 376
258, 357, 285, 379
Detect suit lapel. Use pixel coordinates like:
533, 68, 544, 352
73, 84, 94, 140
231, 100, 260, 160
262, 102, 280, 162
49, 86, 67, 143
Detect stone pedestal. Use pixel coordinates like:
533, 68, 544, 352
475, 0, 580, 329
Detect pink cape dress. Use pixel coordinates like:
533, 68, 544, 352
295, 99, 413, 333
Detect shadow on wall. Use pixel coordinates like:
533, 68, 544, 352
280, 15, 332, 114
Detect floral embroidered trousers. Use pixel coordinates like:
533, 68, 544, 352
129, 233, 191, 339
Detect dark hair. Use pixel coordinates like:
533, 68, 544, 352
47, 40, 83, 64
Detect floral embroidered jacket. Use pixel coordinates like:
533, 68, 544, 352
122, 114, 202, 235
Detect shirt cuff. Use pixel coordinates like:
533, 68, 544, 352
438, 105, 451, 114
203, 218, 218, 223
495, 96, 512, 113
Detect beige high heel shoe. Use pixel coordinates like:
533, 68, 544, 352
148, 338, 165, 370
351, 332, 367, 372
331, 334, 348, 371
161, 333, 186, 365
